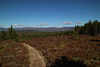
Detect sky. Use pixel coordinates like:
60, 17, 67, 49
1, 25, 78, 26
0, 0, 100, 28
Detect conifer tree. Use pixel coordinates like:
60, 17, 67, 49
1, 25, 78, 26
92, 20, 98, 36
79, 26, 84, 34
84, 23, 88, 35
98, 22, 100, 35
88, 20, 92, 35
8, 25, 18, 40
8, 25, 13, 39
74, 25, 77, 31
0, 31, 7, 40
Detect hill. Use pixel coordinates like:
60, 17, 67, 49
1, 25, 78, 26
0, 27, 74, 32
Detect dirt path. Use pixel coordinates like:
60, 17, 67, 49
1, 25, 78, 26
23, 43, 46, 67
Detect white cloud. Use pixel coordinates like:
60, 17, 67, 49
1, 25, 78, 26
13, 24, 24, 27
37, 23, 48, 26
0, 24, 3, 26
25, 24, 34, 26
63, 22, 72, 25
75, 22, 82, 24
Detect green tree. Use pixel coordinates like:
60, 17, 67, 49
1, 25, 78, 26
84, 23, 88, 35
74, 25, 77, 31
88, 20, 92, 35
79, 26, 84, 34
98, 22, 100, 35
91, 20, 98, 36
8, 25, 13, 39
12, 30, 18, 40
74, 25, 81, 33
8, 25, 18, 40
0, 31, 7, 40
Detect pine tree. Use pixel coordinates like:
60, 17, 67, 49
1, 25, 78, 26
74, 25, 77, 31
84, 23, 88, 35
79, 26, 84, 34
98, 22, 100, 35
12, 30, 18, 40
76, 25, 81, 33
0, 31, 7, 40
92, 20, 98, 36
8, 25, 13, 39
8, 25, 18, 40
88, 20, 92, 35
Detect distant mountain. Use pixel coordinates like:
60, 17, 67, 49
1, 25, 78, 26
0, 28, 8, 31
0, 27, 74, 32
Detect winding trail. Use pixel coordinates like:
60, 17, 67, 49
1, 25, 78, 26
23, 43, 46, 67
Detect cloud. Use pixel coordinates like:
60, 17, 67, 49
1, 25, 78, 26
63, 22, 72, 25
13, 24, 24, 27
37, 23, 48, 26
0, 24, 3, 26
75, 22, 82, 24
25, 24, 34, 26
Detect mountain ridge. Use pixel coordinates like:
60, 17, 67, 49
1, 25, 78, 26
0, 27, 74, 32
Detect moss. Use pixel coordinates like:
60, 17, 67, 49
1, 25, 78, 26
57, 43, 66, 48
0, 45, 7, 52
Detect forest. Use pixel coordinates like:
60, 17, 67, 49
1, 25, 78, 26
75, 20, 100, 36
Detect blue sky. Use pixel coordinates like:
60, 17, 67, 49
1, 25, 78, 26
0, 0, 100, 28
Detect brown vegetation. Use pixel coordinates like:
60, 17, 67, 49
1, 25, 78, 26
21, 35, 100, 67
0, 40, 29, 67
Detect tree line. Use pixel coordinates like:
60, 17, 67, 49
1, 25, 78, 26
0, 25, 18, 40
0, 25, 77, 41
75, 20, 100, 36
0, 20, 100, 41
18, 30, 77, 40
